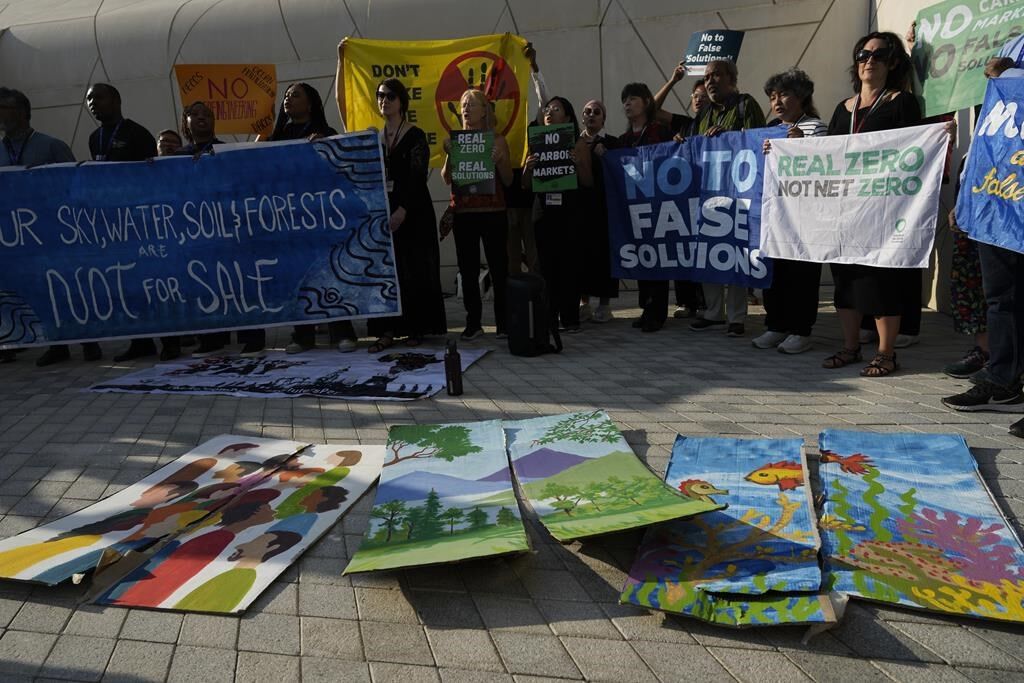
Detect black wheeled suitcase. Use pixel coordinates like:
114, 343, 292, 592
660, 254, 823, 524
505, 273, 562, 357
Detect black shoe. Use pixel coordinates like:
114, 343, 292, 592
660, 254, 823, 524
0, 350, 14, 364
36, 346, 71, 367
727, 323, 745, 337
82, 342, 102, 362
192, 342, 225, 358
1011, 417, 1024, 439
631, 318, 645, 329
179, 335, 197, 347
114, 339, 157, 362
239, 343, 265, 358
461, 327, 483, 341
941, 381, 1024, 413
159, 343, 181, 361
690, 318, 725, 331
943, 347, 989, 379
641, 320, 663, 333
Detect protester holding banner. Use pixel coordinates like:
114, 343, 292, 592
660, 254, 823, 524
822, 32, 922, 377
366, 78, 447, 350
687, 60, 767, 338
265, 83, 358, 355
754, 69, 826, 355
672, 80, 711, 321
523, 96, 582, 333
442, 89, 513, 341
577, 99, 619, 324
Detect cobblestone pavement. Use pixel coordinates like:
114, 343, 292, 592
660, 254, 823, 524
1, 293, 1022, 682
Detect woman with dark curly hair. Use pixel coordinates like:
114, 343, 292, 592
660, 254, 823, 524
821, 31, 922, 377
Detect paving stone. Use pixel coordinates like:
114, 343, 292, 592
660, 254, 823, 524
408, 591, 483, 628
440, 668, 514, 682
354, 586, 419, 623
600, 602, 698, 644
870, 660, 974, 682
473, 595, 551, 634
248, 580, 298, 615
360, 621, 434, 665
425, 627, 504, 672
177, 613, 239, 649
235, 651, 301, 683
956, 666, 1012, 682
103, 640, 174, 682
535, 599, 621, 639
491, 632, 582, 679
39, 634, 116, 682
784, 651, 889, 681
299, 583, 358, 619
561, 636, 657, 682
369, 662, 442, 683
238, 612, 301, 655
891, 623, 1024, 669
9, 601, 73, 634
167, 644, 237, 683
830, 604, 944, 663
0, 595, 24, 627
0, 629, 57, 677
120, 609, 183, 643
301, 656, 371, 682
63, 604, 127, 638
629, 641, 736, 682
300, 616, 363, 660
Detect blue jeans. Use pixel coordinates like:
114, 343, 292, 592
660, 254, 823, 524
976, 243, 1024, 389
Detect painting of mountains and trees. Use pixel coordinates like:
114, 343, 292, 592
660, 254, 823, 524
344, 420, 529, 573
504, 412, 723, 541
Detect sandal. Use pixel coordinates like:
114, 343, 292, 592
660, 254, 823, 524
822, 347, 862, 369
404, 336, 423, 347
860, 352, 900, 377
368, 336, 394, 354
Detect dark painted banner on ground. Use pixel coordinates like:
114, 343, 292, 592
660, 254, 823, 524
957, 77, 1024, 254
0, 132, 398, 348
912, 0, 1023, 117
602, 128, 783, 287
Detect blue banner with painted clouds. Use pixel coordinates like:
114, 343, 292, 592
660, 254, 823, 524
602, 128, 783, 287
957, 78, 1024, 255
0, 132, 397, 348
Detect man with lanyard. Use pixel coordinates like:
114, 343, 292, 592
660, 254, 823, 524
687, 59, 766, 338
85, 83, 177, 362
0, 87, 104, 367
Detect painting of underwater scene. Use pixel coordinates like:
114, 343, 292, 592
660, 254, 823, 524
622, 436, 837, 627
344, 420, 529, 573
819, 430, 1024, 623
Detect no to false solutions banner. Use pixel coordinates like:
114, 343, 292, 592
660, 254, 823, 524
912, 0, 1024, 117
760, 123, 947, 269
602, 128, 784, 288
341, 33, 531, 168
0, 133, 398, 349
957, 78, 1024, 254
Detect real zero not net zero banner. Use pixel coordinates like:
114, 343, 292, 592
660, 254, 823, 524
912, 0, 1024, 118
602, 127, 784, 288
341, 33, 531, 168
174, 64, 277, 137
759, 123, 947, 269
0, 133, 399, 349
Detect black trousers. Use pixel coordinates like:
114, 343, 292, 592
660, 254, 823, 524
454, 211, 509, 333
292, 321, 356, 346
763, 259, 822, 337
535, 212, 581, 329
638, 281, 669, 325
858, 269, 923, 335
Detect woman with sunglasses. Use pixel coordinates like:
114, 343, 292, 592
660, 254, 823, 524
577, 99, 619, 324
441, 89, 514, 341
366, 79, 447, 352
822, 32, 921, 377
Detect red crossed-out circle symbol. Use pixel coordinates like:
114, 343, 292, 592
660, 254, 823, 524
435, 50, 521, 136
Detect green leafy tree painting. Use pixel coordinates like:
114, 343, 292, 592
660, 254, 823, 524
371, 500, 407, 543
496, 507, 518, 526
386, 424, 482, 467
401, 506, 425, 541
418, 489, 444, 539
467, 507, 489, 530
534, 411, 620, 446
581, 483, 608, 511
541, 483, 583, 517
441, 507, 465, 534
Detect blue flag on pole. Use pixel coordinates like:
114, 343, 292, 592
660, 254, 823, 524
0, 132, 398, 348
602, 128, 783, 287
957, 77, 1024, 255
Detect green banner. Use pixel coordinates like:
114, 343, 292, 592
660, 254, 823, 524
912, 0, 1023, 117
450, 130, 495, 195
529, 123, 578, 193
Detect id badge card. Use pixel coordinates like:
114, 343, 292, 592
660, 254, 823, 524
385, 180, 395, 192
545, 193, 563, 206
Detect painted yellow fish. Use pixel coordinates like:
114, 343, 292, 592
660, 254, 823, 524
744, 461, 804, 491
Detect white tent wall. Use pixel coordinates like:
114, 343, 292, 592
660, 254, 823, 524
0, 1, 955, 310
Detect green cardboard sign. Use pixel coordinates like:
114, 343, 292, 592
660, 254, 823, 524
529, 123, 578, 193
450, 130, 495, 195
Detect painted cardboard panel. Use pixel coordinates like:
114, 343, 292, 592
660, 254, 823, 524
622, 436, 836, 627
344, 420, 529, 573
93, 444, 384, 613
505, 412, 724, 541
819, 430, 1024, 623
0, 435, 307, 585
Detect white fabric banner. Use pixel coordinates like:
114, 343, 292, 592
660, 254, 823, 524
760, 123, 947, 269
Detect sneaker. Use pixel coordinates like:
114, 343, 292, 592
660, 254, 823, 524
752, 330, 787, 349
778, 334, 813, 354
894, 334, 920, 349
1011, 417, 1024, 439
192, 342, 225, 358
673, 306, 692, 319
337, 338, 358, 353
578, 303, 593, 322
690, 318, 726, 331
461, 327, 483, 341
239, 343, 265, 358
943, 347, 989, 379
286, 341, 313, 354
858, 329, 878, 344
941, 381, 1024, 413
36, 346, 71, 367
592, 305, 614, 323
727, 323, 745, 337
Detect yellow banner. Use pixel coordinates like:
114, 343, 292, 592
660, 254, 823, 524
174, 64, 277, 137
340, 34, 530, 168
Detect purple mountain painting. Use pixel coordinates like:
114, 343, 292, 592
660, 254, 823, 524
480, 448, 590, 483
376, 471, 510, 503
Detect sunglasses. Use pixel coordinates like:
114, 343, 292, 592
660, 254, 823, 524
376, 91, 398, 101
855, 47, 893, 63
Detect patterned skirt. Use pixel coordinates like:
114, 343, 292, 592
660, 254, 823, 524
949, 230, 986, 335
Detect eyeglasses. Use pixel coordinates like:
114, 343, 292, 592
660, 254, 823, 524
376, 91, 397, 101
581, 108, 603, 116
543, 105, 563, 114
855, 47, 893, 63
